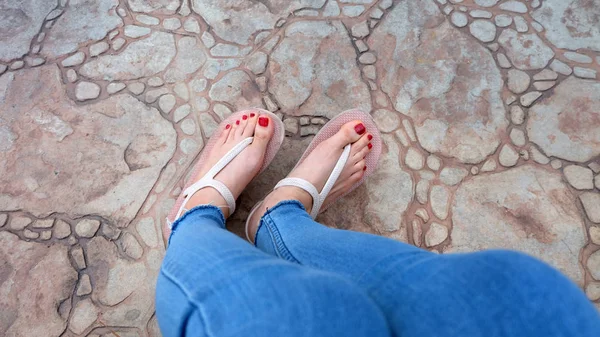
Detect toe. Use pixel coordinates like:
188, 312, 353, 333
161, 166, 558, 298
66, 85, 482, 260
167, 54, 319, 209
331, 160, 365, 196
236, 115, 248, 137
333, 120, 368, 147
243, 111, 258, 137
337, 156, 365, 184
353, 140, 372, 162
219, 123, 232, 144
348, 169, 364, 185
355, 158, 367, 173
350, 133, 371, 161
228, 119, 241, 141
253, 115, 274, 147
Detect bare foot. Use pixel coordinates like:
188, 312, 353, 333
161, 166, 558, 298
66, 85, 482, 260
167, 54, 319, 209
183, 112, 274, 219
247, 120, 372, 242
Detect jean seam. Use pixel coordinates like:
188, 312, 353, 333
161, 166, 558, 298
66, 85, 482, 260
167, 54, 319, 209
253, 200, 305, 251
169, 205, 225, 245
257, 200, 305, 264
254, 219, 283, 260
160, 267, 212, 337
253, 220, 264, 248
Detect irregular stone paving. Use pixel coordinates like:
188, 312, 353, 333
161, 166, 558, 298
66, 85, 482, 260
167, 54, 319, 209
0, 0, 599, 335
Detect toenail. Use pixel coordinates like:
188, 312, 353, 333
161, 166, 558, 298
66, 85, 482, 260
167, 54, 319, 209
354, 123, 366, 135
368, 143, 373, 149
243, 115, 248, 120
236, 120, 240, 125
250, 113, 256, 118
363, 166, 367, 171
368, 134, 373, 141
258, 117, 269, 127
225, 124, 231, 129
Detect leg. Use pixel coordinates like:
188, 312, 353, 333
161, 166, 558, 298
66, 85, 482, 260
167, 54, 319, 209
156, 206, 391, 337
247, 118, 600, 336
254, 201, 600, 337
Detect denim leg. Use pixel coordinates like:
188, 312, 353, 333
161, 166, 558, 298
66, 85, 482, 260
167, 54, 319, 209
255, 201, 600, 337
156, 205, 391, 337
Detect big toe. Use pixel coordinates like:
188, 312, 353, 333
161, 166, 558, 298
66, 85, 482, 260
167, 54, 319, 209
253, 114, 275, 146
332, 120, 368, 146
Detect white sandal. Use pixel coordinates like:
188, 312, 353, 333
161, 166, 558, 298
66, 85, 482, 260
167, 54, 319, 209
169, 136, 254, 226
164, 109, 285, 244
245, 109, 382, 242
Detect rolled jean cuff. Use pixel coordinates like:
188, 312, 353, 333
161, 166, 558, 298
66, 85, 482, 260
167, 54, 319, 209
263, 199, 307, 218
255, 200, 308, 260
169, 205, 225, 244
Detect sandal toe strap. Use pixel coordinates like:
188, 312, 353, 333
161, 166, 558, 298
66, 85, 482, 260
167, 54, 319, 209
274, 143, 351, 219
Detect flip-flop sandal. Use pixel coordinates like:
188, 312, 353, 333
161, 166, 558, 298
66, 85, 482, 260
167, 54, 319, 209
245, 109, 382, 242
164, 108, 285, 244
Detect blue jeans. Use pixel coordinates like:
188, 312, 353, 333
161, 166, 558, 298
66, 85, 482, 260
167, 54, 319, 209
156, 201, 600, 337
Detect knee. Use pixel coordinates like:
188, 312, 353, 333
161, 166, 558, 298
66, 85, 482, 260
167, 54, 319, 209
476, 250, 600, 328
473, 250, 569, 284
284, 272, 392, 337
456, 250, 595, 312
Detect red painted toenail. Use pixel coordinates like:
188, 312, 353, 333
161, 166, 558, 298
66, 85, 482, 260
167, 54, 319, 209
236, 120, 240, 125
363, 166, 367, 171
250, 113, 256, 117
354, 123, 366, 135
225, 124, 231, 129
368, 143, 373, 149
368, 134, 373, 141
243, 115, 248, 120
258, 117, 269, 127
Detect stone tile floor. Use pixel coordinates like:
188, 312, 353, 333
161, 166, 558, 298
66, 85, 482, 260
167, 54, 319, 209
1, 0, 599, 335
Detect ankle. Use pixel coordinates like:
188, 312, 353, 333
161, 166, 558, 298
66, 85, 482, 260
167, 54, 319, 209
264, 187, 313, 214
185, 189, 231, 218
